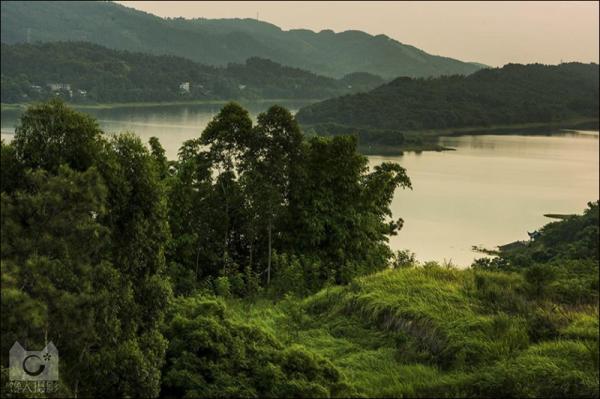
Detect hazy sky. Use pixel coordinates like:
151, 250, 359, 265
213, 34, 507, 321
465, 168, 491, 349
117, 1, 599, 67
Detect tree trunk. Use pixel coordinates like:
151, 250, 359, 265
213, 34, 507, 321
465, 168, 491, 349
195, 242, 202, 280
220, 178, 229, 271
249, 239, 253, 269
267, 219, 272, 285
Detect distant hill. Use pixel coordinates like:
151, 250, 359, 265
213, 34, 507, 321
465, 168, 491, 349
1, 1, 483, 79
0, 42, 385, 103
296, 63, 600, 145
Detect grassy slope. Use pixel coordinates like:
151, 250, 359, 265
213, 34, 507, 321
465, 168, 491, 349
228, 266, 599, 397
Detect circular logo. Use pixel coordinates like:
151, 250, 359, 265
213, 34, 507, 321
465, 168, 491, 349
22, 355, 45, 376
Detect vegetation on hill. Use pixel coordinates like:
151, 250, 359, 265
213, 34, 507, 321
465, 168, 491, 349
1, 100, 410, 396
0, 42, 385, 103
1, 0, 483, 79
297, 63, 600, 147
474, 201, 599, 305
1, 100, 597, 398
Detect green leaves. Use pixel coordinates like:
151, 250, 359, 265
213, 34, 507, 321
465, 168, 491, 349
13, 99, 103, 173
162, 295, 351, 398
285, 135, 411, 286
1, 101, 171, 397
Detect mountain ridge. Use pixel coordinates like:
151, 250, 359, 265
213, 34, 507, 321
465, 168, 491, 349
1, 1, 484, 79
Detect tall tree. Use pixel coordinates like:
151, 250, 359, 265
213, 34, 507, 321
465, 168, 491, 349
0, 166, 123, 397
200, 103, 254, 271
245, 105, 303, 284
286, 135, 411, 285
12, 99, 102, 173
2, 101, 172, 397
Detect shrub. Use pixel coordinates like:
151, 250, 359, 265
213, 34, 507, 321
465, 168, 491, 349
161, 295, 353, 398
214, 276, 232, 298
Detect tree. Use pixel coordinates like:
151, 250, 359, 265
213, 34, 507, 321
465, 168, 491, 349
1, 102, 172, 397
149, 136, 169, 180
286, 135, 411, 285
0, 166, 125, 397
12, 99, 103, 173
200, 103, 254, 272
245, 105, 304, 284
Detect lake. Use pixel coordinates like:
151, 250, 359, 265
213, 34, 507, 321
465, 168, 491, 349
2, 104, 598, 266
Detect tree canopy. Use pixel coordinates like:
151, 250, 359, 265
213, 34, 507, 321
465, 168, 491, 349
2, 99, 596, 398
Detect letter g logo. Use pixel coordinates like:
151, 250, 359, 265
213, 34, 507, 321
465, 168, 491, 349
22, 355, 45, 376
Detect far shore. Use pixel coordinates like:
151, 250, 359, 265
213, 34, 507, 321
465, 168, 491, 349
319, 117, 600, 155
2, 102, 597, 156
1, 98, 321, 111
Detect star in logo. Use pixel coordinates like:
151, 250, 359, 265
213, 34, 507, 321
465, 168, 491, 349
43, 353, 52, 362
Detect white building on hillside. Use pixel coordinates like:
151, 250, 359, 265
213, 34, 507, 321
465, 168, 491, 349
179, 82, 190, 93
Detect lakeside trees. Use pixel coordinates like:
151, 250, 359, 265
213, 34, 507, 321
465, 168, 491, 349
167, 102, 411, 294
1, 100, 170, 397
0, 100, 410, 395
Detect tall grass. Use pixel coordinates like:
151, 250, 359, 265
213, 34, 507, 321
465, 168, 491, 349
227, 263, 599, 397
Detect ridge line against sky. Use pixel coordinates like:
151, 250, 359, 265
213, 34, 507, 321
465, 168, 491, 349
117, 1, 599, 67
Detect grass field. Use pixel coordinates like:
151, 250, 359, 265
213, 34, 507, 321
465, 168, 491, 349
224, 265, 599, 397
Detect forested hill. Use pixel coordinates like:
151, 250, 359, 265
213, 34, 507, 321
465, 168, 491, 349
1, 0, 483, 79
296, 62, 600, 143
0, 42, 384, 103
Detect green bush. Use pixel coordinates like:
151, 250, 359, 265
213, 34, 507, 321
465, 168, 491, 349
214, 276, 232, 298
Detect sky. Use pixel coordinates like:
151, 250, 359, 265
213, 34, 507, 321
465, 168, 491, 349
117, 1, 599, 67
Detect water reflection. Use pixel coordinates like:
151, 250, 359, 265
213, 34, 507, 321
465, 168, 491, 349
373, 132, 599, 266
1, 101, 312, 159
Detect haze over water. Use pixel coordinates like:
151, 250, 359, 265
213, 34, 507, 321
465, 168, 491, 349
2, 105, 598, 266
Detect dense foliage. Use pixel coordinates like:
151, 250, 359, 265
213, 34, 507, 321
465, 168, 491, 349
1, 42, 384, 103
1, 101, 171, 397
1, 1, 483, 79
297, 63, 600, 145
0, 100, 409, 396
473, 201, 599, 305
165, 102, 411, 295
161, 296, 353, 398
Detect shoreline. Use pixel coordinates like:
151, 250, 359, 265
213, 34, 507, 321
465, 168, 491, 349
1, 98, 321, 111
349, 117, 599, 155
3, 102, 597, 155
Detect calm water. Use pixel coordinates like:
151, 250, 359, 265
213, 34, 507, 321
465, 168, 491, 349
371, 133, 599, 265
1, 101, 312, 159
2, 105, 598, 266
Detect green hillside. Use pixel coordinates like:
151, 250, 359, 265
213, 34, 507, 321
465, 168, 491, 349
164, 202, 599, 397
1, 1, 483, 79
296, 63, 600, 146
1, 42, 384, 103
1, 101, 597, 397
